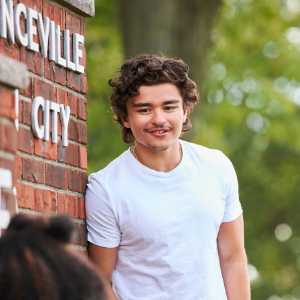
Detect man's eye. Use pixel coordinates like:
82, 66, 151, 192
164, 106, 176, 111
138, 109, 150, 113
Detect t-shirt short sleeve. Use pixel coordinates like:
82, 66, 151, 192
85, 173, 121, 248
222, 155, 243, 222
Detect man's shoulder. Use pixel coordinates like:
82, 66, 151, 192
182, 140, 234, 180
181, 140, 227, 163
88, 149, 130, 185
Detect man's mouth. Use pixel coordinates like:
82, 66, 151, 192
145, 127, 173, 136
150, 130, 168, 133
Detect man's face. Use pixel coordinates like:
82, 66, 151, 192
123, 83, 187, 151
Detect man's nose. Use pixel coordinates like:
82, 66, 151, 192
151, 109, 166, 125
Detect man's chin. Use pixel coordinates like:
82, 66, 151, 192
145, 143, 171, 151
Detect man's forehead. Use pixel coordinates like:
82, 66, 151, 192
138, 83, 180, 94
129, 84, 182, 105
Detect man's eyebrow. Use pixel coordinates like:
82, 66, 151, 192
132, 100, 180, 107
163, 100, 180, 105
132, 102, 153, 107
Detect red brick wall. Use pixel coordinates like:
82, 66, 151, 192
0, 0, 89, 254
0, 87, 18, 225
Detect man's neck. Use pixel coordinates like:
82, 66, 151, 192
131, 141, 182, 173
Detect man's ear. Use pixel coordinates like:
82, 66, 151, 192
122, 115, 130, 128
183, 109, 188, 123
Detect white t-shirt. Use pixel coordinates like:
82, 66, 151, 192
85, 140, 243, 300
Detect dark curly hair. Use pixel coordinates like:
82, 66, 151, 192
108, 54, 199, 143
0, 214, 106, 300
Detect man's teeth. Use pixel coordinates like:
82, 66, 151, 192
154, 131, 166, 133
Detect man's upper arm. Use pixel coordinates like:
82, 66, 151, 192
217, 215, 246, 264
88, 242, 119, 281
222, 153, 243, 223
85, 174, 121, 248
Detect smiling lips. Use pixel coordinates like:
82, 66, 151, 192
145, 127, 173, 137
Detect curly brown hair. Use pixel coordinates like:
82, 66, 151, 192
108, 54, 199, 143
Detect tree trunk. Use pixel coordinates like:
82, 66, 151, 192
119, 0, 222, 88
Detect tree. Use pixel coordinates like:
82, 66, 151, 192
119, 0, 222, 87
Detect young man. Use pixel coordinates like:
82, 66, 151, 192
86, 55, 250, 300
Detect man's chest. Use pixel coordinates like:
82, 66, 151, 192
110, 173, 227, 248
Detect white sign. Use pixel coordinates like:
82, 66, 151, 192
0, 0, 85, 74
31, 96, 70, 147
0, 168, 12, 237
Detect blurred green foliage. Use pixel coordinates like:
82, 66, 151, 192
86, 0, 300, 299
85, 0, 127, 173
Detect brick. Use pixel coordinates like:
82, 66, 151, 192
0, 38, 21, 61
79, 146, 87, 169
55, 87, 67, 106
78, 197, 85, 219
56, 89, 77, 115
68, 93, 77, 115
20, 47, 42, 76
17, 183, 34, 210
66, 11, 85, 36
70, 195, 78, 218
22, 157, 44, 184
34, 138, 57, 160
71, 223, 87, 246
58, 139, 79, 167
57, 193, 66, 215
57, 193, 78, 218
44, 58, 66, 86
43, 189, 57, 214
22, 100, 32, 126
43, 1, 65, 30
20, 0, 42, 12
0, 157, 16, 186
79, 44, 87, 69
34, 187, 43, 212
19, 77, 33, 98
33, 78, 55, 101
18, 99, 23, 123
68, 169, 88, 193
0, 122, 4, 150
67, 71, 87, 95
16, 154, 22, 180
0, 88, 16, 120
77, 97, 87, 121
45, 163, 68, 190
68, 119, 87, 145
44, 58, 55, 82
18, 127, 34, 154
81, 19, 86, 38
4, 123, 17, 153
33, 188, 56, 213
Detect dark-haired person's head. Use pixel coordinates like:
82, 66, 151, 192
109, 54, 199, 143
0, 214, 107, 300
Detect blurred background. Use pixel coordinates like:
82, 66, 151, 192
85, 0, 300, 299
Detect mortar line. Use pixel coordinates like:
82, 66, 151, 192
0, 150, 15, 161
17, 150, 87, 172
18, 208, 86, 224
18, 179, 86, 198
18, 123, 87, 147
28, 71, 87, 99
0, 116, 15, 126
19, 99, 87, 125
